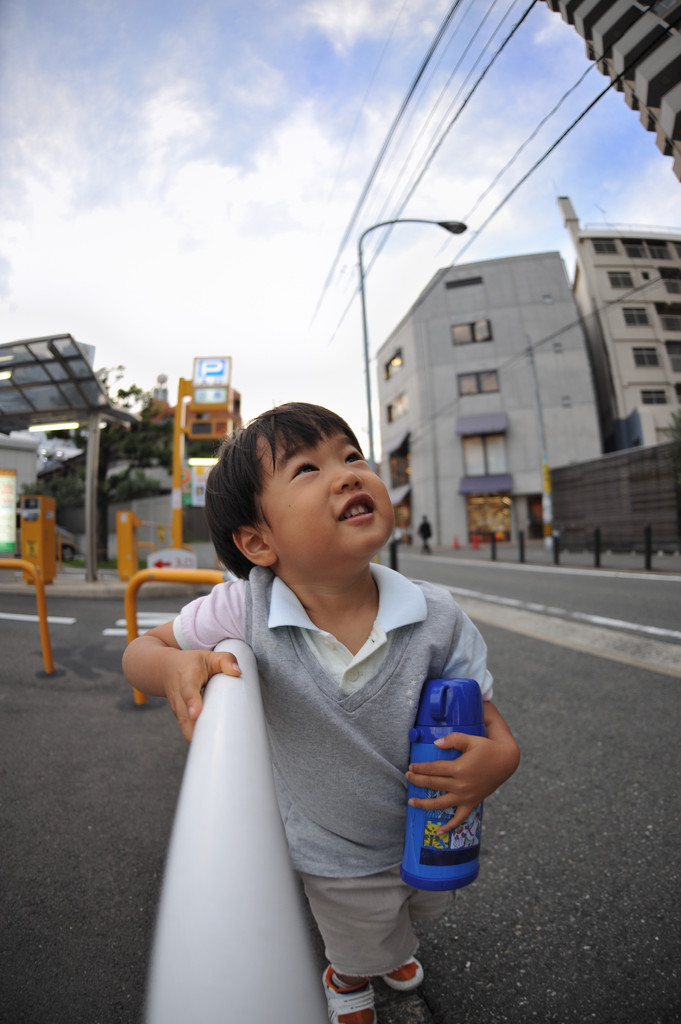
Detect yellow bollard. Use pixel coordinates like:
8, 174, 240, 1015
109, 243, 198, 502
124, 568, 226, 704
0, 558, 55, 674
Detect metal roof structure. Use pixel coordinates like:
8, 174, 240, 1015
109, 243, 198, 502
0, 334, 136, 432
0, 334, 138, 581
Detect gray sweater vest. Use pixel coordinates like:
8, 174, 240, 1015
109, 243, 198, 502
244, 566, 466, 877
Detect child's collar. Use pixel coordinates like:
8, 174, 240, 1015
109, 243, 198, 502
266, 563, 427, 633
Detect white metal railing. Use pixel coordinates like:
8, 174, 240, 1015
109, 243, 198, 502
145, 639, 327, 1023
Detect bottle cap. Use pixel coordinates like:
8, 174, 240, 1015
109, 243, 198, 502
415, 678, 483, 729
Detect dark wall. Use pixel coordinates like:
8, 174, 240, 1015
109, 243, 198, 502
552, 444, 680, 551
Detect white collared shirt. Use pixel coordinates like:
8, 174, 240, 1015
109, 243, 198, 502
175, 562, 493, 698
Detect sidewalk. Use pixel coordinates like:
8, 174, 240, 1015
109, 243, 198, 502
392, 536, 681, 575
2, 538, 680, 600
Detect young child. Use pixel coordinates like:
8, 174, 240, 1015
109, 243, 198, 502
123, 402, 520, 1024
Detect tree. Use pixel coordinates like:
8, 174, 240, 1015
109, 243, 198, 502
22, 367, 174, 558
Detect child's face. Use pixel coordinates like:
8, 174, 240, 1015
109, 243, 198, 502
245, 431, 394, 584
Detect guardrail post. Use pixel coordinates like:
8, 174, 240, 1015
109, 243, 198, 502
644, 523, 652, 571
553, 531, 560, 565
518, 530, 525, 563
594, 527, 601, 569
145, 639, 327, 1024
490, 534, 497, 561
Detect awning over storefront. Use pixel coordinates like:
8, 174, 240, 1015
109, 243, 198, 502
389, 483, 411, 505
459, 474, 513, 494
456, 413, 508, 436
382, 430, 410, 456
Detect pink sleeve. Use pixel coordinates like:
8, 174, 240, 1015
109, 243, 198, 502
173, 579, 247, 650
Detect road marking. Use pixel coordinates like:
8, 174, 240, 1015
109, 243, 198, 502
103, 611, 179, 637
0, 611, 76, 625
447, 590, 681, 679
445, 585, 681, 642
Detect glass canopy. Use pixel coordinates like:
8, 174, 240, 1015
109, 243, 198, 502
0, 334, 135, 432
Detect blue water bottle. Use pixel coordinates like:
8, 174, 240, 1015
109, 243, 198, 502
401, 678, 485, 891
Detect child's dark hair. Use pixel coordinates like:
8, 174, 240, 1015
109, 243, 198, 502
205, 402, 363, 578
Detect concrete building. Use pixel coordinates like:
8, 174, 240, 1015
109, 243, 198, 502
376, 251, 601, 546
559, 195, 681, 449
543, 1, 681, 179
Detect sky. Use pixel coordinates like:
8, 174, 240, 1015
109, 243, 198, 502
2, 0, 681, 456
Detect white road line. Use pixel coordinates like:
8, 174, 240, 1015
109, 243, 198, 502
0, 611, 76, 625
445, 585, 681, 642
446, 590, 681, 679
104, 611, 179, 636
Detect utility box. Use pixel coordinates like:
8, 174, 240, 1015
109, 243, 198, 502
20, 495, 56, 583
117, 510, 142, 581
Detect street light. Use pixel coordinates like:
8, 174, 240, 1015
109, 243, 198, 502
357, 218, 467, 469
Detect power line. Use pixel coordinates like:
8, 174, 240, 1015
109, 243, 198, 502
310, 0, 466, 325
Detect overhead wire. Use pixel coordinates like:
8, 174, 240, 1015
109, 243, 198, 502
385, 0, 529, 228
321, 0, 411, 210
326, 0, 531, 343
322, 0, 665, 417
322, 0, 584, 345
311, 0, 467, 325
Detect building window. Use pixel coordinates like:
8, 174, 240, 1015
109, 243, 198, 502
623, 239, 646, 258
641, 390, 667, 404
462, 433, 507, 475
385, 349, 403, 379
387, 392, 408, 422
660, 267, 681, 294
623, 307, 650, 326
660, 313, 681, 331
457, 370, 499, 396
647, 240, 670, 259
633, 347, 659, 366
451, 318, 493, 345
446, 276, 483, 289
666, 341, 681, 372
592, 238, 617, 253
608, 271, 633, 289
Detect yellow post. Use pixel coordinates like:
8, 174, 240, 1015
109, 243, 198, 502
116, 511, 141, 581
124, 567, 226, 705
0, 558, 55, 674
20, 495, 57, 584
171, 378, 193, 550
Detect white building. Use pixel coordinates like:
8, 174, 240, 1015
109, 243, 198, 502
376, 251, 602, 546
559, 195, 681, 450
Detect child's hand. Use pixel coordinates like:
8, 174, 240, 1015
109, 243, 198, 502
405, 701, 519, 834
163, 649, 241, 743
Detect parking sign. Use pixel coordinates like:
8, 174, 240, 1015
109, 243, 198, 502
193, 357, 231, 388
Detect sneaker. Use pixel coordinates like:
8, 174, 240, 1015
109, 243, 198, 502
322, 965, 376, 1024
381, 956, 424, 992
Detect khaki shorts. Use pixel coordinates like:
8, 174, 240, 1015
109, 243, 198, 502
299, 865, 452, 977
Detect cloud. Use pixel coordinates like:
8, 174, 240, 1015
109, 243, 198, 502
299, 0, 451, 54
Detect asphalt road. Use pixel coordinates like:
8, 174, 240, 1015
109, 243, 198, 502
1, 558, 679, 1023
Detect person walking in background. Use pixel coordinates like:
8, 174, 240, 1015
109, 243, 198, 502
418, 515, 432, 553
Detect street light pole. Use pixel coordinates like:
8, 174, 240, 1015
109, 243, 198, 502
357, 218, 467, 470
